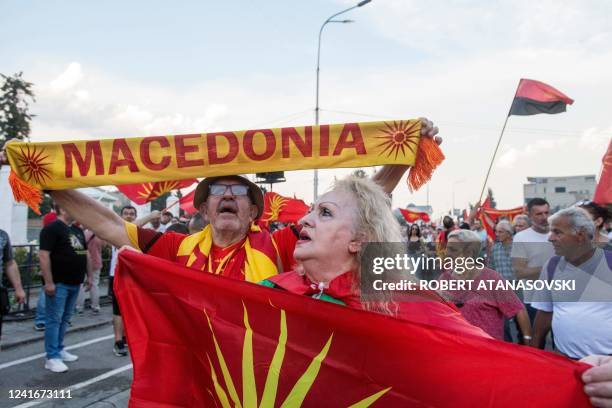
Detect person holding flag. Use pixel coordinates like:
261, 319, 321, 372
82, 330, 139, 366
0, 119, 440, 283
260, 175, 485, 334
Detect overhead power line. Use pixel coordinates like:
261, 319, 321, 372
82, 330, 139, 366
320, 108, 609, 139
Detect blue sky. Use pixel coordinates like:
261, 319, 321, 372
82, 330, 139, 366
1, 0, 610, 215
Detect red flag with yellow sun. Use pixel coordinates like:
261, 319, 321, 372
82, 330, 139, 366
478, 198, 524, 239
260, 192, 309, 227
398, 208, 431, 223
117, 179, 197, 205
115, 250, 590, 407
178, 189, 197, 215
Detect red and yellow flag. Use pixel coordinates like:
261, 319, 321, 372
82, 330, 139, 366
117, 179, 197, 205
593, 140, 612, 204
260, 192, 309, 227
116, 250, 590, 407
399, 208, 431, 223
478, 199, 524, 239
179, 189, 197, 215
5, 120, 444, 213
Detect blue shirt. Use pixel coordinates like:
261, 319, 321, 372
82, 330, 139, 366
490, 241, 514, 282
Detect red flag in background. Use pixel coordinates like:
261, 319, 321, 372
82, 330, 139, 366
478, 200, 524, 239
117, 179, 197, 205
593, 140, 612, 204
399, 208, 431, 223
116, 250, 590, 408
260, 192, 309, 227
179, 190, 197, 215
509, 79, 574, 116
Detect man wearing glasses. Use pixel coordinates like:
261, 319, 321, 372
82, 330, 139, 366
122, 175, 280, 282
9, 119, 440, 282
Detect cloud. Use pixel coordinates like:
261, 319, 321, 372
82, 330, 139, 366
50, 62, 83, 92
496, 138, 572, 168
31, 64, 245, 139
579, 126, 612, 153
362, 0, 612, 56
142, 104, 229, 135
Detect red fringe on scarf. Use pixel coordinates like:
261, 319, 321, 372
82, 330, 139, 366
9, 170, 42, 214
408, 137, 445, 192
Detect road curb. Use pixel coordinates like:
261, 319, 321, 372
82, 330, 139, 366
0, 320, 111, 350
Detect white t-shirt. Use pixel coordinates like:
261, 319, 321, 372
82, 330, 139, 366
532, 248, 612, 359
511, 227, 555, 302
109, 247, 118, 277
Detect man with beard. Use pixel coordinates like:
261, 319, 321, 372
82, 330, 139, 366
511, 198, 555, 327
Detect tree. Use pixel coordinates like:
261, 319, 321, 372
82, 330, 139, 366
352, 169, 367, 178
151, 192, 170, 212
487, 188, 497, 209
28, 194, 53, 219
0, 72, 35, 150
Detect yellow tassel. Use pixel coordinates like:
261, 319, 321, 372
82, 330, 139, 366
408, 137, 445, 192
9, 170, 43, 214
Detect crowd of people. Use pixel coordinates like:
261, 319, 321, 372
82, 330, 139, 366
1, 119, 611, 406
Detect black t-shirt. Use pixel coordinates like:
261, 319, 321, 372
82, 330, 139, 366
0, 229, 14, 286
39, 220, 88, 285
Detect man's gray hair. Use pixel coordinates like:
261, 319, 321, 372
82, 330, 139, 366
447, 229, 482, 258
513, 214, 530, 227
549, 207, 595, 239
448, 228, 481, 243
496, 220, 514, 235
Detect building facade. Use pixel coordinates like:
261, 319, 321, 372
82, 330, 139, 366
524, 175, 596, 211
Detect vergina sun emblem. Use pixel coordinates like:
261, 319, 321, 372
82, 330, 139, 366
204, 305, 391, 407
137, 180, 182, 200
375, 121, 420, 159
16, 145, 53, 185
263, 194, 288, 223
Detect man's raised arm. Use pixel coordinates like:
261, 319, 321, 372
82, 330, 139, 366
48, 190, 132, 249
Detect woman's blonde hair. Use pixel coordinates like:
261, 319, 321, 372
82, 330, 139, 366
331, 175, 408, 315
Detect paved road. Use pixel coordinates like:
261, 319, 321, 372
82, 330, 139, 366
0, 309, 132, 407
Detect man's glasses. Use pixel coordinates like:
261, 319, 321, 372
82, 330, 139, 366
209, 184, 249, 196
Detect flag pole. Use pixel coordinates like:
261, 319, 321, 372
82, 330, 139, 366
477, 80, 522, 204
162, 198, 180, 212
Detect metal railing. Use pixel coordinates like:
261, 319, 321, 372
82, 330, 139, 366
2, 244, 111, 319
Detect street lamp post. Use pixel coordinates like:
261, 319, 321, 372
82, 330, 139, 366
313, 0, 372, 200
451, 179, 466, 216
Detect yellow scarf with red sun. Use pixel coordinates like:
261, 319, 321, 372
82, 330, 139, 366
5, 120, 444, 213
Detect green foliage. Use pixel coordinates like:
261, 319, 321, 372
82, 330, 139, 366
0, 72, 35, 149
151, 192, 170, 211
352, 169, 367, 178
487, 188, 497, 209
28, 194, 53, 219
13, 246, 30, 266
13, 245, 40, 285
